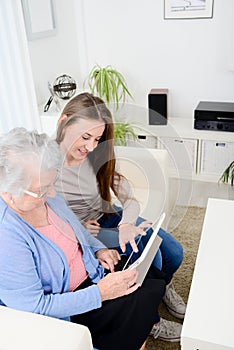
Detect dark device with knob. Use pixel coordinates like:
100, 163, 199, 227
194, 101, 234, 132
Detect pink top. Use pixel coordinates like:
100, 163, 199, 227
37, 205, 88, 291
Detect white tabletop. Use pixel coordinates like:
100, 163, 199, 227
181, 198, 234, 349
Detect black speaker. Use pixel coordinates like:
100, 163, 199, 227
148, 89, 168, 125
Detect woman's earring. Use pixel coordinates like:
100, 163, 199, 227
10, 198, 14, 204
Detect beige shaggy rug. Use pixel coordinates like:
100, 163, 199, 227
146, 205, 206, 350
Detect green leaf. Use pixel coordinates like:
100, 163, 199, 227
84, 64, 133, 110
113, 122, 137, 146
220, 161, 234, 186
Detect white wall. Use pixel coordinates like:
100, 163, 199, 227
28, 0, 234, 120
28, 0, 82, 106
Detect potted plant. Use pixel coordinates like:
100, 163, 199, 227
114, 121, 137, 146
84, 64, 137, 145
220, 161, 234, 186
84, 64, 133, 110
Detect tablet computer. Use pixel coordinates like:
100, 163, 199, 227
123, 212, 165, 286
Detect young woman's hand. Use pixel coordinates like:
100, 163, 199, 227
118, 221, 152, 253
96, 248, 121, 272
84, 220, 101, 236
97, 268, 140, 301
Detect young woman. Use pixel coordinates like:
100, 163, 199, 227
55, 92, 185, 341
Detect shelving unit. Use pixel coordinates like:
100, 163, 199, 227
131, 118, 234, 183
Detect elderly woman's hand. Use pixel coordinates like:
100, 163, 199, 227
96, 248, 121, 272
118, 220, 152, 253
97, 269, 140, 301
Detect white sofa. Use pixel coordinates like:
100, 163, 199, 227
0, 306, 93, 350
114, 146, 171, 227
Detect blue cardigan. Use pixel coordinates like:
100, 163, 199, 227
0, 194, 107, 321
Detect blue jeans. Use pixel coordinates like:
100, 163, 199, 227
97, 207, 183, 285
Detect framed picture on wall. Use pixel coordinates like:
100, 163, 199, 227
21, 0, 57, 40
164, 0, 214, 19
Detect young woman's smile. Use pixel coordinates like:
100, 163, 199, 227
60, 118, 105, 166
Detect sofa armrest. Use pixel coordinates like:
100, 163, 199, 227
0, 306, 93, 350
115, 146, 171, 227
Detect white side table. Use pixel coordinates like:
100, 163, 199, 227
181, 198, 234, 350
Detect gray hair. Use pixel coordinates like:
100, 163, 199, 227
0, 127, 62, 196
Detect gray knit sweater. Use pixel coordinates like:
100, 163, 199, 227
55, 157, 140, 225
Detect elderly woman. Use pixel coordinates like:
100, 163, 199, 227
0, 127, 165, 350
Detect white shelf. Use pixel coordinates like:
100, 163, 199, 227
39, 104, 60, 136
131, 118, 234, 184
137, 118, 234, 142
